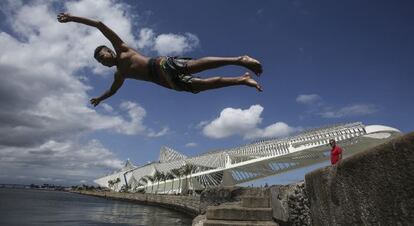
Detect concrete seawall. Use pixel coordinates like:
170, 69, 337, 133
75, 191, 201, 217
75, 187, 271, 217
305, 132, 414, 225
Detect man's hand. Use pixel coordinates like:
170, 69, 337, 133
57, 13, 72, 23
90, 98, 101, 107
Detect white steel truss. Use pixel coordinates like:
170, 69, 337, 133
94, 122, 401, 193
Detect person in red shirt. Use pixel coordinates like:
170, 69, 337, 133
329, 139, 343, 165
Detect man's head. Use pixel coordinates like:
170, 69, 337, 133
329, 139, 336, 147
94, 45, 116, 67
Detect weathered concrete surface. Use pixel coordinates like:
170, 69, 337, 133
195, 188, 275, 226
305, 132, 414, 226
202, 193, 279, 226
269, 182, 311, 226
203, 219, 278, 226
196, 185, 309, 225
206, 206, 273, 221
192, 214, 207, 226
242, 196, 270, 208
200, 186, 269, 214
75, 190, 200, 216
269, 186, 289, 223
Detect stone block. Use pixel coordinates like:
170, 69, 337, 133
305, 132, 414, 225
242, 196, 270, 208
206, 206, 273, 221
204, 219, 278, 226
269, 185, 289, 223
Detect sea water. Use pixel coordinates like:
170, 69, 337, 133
0, 188, 192, 226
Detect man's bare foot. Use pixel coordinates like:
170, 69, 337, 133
242, 72, 262, 92
240, 55, 263, 76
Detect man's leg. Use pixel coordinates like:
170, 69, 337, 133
186, 56, 263, 76
191, 72, 262, 92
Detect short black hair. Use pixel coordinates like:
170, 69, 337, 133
94, 45, 108, 60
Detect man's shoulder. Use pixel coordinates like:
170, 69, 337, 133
115, 43, 131, 54
121, 43, 132, 50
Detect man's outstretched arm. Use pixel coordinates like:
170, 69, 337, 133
90, 73, 125, 107
57, 13, 125, 52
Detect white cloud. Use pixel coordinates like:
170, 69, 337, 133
137, 28, 200, 55
202, 105, 298, 139
153, 32, 200, 56
245, 122, 298, 139
115, 101, 147, 135
296, 94, 379, 119
66, 0, 137, 47
203, 105, 263, 139
319, 104, 379, 118
0, 0, 171, 184
101, 103, 114, 112
185, 142, 198, 147
296, 94, 321, 105
137, 28, 155, 49
197, 120, 209, 129
0, 139, 123, 185
66, 0, 200, 57
148, 127, 169, 137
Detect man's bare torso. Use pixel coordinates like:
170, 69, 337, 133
116, 46, 152, 81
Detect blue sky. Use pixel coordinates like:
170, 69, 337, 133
0, 0, 413, 185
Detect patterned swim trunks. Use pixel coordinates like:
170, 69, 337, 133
159, 56, 199, 93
